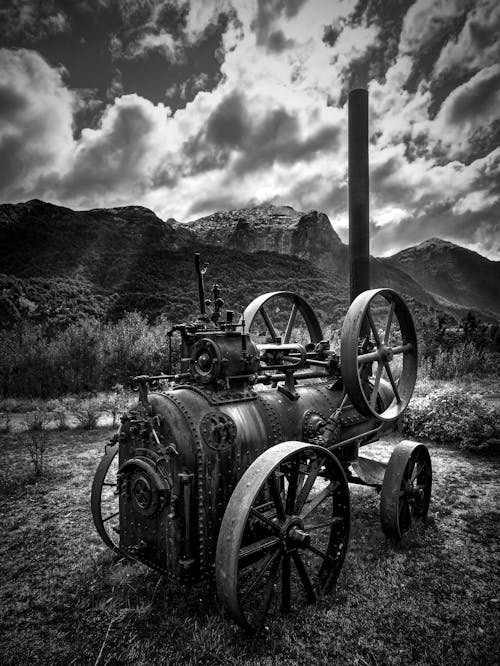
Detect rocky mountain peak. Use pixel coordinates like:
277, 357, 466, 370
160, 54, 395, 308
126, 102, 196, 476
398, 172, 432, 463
184, 204, 343, 269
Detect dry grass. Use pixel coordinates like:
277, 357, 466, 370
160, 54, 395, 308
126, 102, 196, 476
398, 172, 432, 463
0, 427, 499, 665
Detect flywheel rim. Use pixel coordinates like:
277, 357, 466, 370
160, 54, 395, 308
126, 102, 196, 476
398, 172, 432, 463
240, 291, 323, 345
340, 288, 418, 421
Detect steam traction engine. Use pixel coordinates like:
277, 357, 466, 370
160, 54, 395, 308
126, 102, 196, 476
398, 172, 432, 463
91, 257, 432, 631
91, 89, 432, 632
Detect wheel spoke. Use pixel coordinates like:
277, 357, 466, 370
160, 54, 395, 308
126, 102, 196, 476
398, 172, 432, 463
291, 552, 316, 603
268, 472, 286, 521
399, 499, 411, 531
410, 461, 425, 482
307, 543, 335, 563
241, 548, 281, 603
370, 362, 384, 408
249, 506, 281, 533
304, 516, 343, 531
102, 511, 119, 523
283, 302, 299, 344
384, 300, 396, 344
251, 551, 282, 627
282, 553, 291, 613
259, 306, 278, 342
366, 308, 382, 347
103, 482, 117, 487
295, 457, 324, 514
238, 536, 280, 566
300, 481, 337, 520
285, 460, 300, 515
383, 362, 401, 403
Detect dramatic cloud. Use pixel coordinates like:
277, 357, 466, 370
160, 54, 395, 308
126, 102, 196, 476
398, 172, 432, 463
0, 1, 70, 43
0, 49, 74, 195
0, 0, 499, 259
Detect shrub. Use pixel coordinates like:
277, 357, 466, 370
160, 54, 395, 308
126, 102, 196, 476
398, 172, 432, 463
23, 407, 50, 431
100, 385, 132, 427
52, 400, 70, 431
74, 398, 102, 430
403, 387, 500, 451
25, 430, 49, 476
0, 413, 11, 433
419, 343, 500, 380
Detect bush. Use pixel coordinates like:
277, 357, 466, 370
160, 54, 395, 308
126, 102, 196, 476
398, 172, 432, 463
23, 407, 50, 431
74, 398, 103, 430
52, 400, 70, 431
420, 343, 500, 380
403, 388, 500, 451
100, 385, 132, 427
25, 430, 49, 476
0, 312, 174, 398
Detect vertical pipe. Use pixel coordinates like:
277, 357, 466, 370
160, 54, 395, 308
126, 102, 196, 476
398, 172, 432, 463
348, 88, 370, 305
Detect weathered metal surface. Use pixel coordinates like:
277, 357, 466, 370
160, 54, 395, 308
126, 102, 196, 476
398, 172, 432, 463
348, 88, 370, 307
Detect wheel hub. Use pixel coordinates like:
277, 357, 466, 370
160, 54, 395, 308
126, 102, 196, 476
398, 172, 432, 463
379, 345, 394, 363
280, 516, 310, 551
286, 526, 310, 550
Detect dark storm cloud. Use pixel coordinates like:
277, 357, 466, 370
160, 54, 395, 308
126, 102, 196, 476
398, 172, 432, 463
155, 1, 190, 39
0, 85, 26, 118
57, 97, 158, 197
267, 29, 295, 53
403, 5, 470, 94
250, 0, 305, 47
205, 90, 250, 148
0, 48, 74, 198
323, 0, 414, 104
445, 66, 500, 126
196, 91, 340, 177
371, 199, 500, 258
0, 0, 70, 44
186, 192, 246, 217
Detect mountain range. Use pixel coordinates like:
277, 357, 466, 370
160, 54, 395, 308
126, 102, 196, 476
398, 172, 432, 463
0, 199, 498, 333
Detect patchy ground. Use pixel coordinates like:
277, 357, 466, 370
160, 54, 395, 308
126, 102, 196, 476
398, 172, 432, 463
0, 428, 498, 666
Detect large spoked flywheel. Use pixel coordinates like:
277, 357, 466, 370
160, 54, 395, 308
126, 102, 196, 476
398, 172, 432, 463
216, 441, 350, 632
340, 288, 418, 421
241, 291, 323, 346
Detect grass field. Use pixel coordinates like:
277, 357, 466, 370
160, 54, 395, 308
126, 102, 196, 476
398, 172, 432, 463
0, 426, 499, 666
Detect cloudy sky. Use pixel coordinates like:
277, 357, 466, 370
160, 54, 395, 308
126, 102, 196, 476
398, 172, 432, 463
1, 0, 499, 258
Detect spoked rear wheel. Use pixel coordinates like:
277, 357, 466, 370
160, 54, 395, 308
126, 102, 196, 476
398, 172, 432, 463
380, 441, 432, 539
91, 443, 129, 558
216, 441, 350, 632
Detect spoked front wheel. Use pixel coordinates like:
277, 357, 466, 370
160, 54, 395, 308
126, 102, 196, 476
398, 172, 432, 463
216, 441, 350, 632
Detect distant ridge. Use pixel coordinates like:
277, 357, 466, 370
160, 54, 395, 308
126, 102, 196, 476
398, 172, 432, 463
382, 237, 500, 318
0, 199, 498, 330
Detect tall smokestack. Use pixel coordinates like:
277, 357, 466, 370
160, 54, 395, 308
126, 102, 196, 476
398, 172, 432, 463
348, 88, 370, 304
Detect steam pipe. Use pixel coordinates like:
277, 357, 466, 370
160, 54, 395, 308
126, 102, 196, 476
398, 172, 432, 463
348, 88, 370, 306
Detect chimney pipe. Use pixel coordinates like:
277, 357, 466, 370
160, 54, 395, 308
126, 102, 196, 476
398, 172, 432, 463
348, 88, 370, 304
